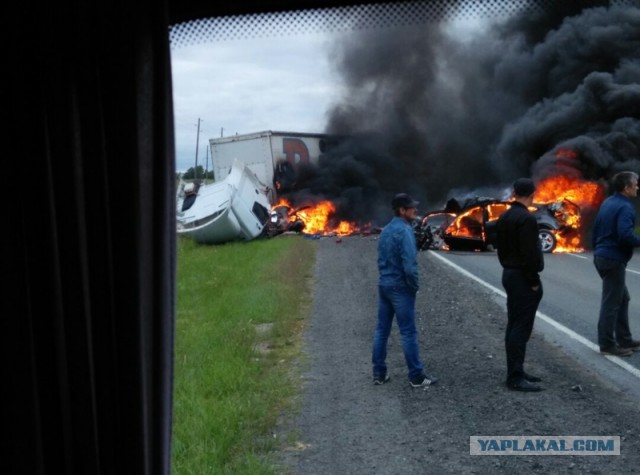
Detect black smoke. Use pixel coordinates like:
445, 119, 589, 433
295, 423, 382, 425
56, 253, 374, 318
286, 2, 640, 226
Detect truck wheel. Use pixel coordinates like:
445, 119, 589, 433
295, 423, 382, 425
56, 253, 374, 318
538, 228, 556, 253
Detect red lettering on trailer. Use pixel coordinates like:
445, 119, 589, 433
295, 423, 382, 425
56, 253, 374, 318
283, 138, 310, 165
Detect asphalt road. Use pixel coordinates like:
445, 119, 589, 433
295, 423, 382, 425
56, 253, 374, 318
276, 237, 640, 474
432, 249, 640, 341
431, 248, 640, 398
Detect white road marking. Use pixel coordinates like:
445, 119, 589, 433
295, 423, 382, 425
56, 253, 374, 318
428, 250, 640, 380
566, 251, 640, 275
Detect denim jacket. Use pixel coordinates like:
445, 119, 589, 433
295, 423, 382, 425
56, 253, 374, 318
378, 216, 419, 292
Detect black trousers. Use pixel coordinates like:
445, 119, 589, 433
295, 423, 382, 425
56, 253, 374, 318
502, 268, 543, 384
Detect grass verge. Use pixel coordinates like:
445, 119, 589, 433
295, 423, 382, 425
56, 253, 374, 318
171, 235, 316, 474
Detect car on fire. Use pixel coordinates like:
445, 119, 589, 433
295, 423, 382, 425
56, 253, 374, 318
414, 211, 457, 251
262, 204, 306, 237
415, 196, 582, 253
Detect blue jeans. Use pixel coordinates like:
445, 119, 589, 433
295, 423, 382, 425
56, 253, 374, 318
594, 256, 632, 348
372, 285, 424, 380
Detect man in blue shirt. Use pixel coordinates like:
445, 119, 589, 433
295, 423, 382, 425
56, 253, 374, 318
372, 193, 437, 388
593, 171, 640, 357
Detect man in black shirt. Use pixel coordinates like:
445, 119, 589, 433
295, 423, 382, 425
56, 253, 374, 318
496, 178, 545, 392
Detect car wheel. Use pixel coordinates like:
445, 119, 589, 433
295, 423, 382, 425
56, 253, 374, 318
538, 228, 556, 253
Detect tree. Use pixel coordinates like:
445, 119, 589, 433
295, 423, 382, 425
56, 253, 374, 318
180, 166, 213, 181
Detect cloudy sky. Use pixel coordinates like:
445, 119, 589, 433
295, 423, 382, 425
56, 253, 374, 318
170, 31, 342, 172
169, 7, 487, 173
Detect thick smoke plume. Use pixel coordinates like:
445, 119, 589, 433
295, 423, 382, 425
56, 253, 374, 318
286, 2, 640, 226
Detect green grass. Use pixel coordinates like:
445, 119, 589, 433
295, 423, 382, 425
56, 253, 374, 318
172, 236, 316, 474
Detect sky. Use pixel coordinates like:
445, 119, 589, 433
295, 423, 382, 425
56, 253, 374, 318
169, 9, 487, 173
170, 32, 341, 172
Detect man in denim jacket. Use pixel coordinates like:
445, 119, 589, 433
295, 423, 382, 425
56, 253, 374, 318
593, 171, 640, 357
372, 193, 437, 388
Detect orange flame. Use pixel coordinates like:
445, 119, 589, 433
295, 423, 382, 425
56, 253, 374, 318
533, 175, 605, 209
273, 197, 292, 209
447, 206, 485, 240
272, 198, 360, 236
532, 175, 605, 253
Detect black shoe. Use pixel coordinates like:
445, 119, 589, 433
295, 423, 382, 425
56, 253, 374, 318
373, 374, 390, 385
619, 340, 640, 352
410, 374, 438, 388
523, 372, 542, 383
600, 345, 633, 357
507, 379, 544, 392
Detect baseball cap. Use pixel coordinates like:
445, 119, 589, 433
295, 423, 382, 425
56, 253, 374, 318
391, 193, 420, 209
513, 178, 536, 197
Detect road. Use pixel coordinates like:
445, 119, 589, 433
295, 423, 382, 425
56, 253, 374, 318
277, 237, 640, 474
427, 248, 640, 398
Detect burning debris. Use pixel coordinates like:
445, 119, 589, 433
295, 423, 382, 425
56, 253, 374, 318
265, 198, 377, 238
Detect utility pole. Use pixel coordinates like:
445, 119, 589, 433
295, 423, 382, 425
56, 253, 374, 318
194, 118, 202, 180
204, 143, 210, 182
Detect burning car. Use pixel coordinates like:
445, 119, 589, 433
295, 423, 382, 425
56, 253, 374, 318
414, 212, 456, 250
262, 204, 306, 237
436, 197, 510, 252
415, 196, 583, 253
266, 198, 361, 237
529, 199, 583, 252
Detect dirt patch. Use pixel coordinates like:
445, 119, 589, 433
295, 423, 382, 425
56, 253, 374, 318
276, 236, 640, 474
